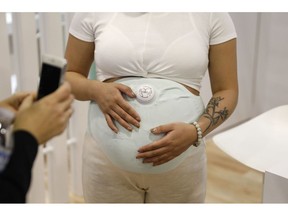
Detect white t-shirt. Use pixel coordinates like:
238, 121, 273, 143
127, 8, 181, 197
69, 12, 237, 91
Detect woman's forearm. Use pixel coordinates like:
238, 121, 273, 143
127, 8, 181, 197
198, 89, 238, 137
65, 71, 100, 101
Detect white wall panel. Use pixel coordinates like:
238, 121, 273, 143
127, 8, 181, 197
0, 13, 12, 99
11, 13, 39, 92
230, 13, 259, 120
11, 12, 46, 203
255, 13, 288, 114
38, 13, 69, 203
64, 12, 85, 198
39, 13, 65, 57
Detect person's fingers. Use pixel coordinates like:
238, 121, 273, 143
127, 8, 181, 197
56, 82, 72, 101
142, 152, 170, 164
150, 124, 174, 134
58, 94, 74, 112
96, 82, 141, 132
18, 94, 34, 111
10, 92, 31, 103
116, 83, 136, 98
152, 155, 175, 166
4, 92, 31, 111
45, 82, 71, 102
137, 134, 169, 153
105, 114, 118, 133
118, 99, 141, 122
109, 110, 133, 131
30, 92, 37, 101
113, 84, 141, 121
137, 145, 168, 159
113, 104, 140, 128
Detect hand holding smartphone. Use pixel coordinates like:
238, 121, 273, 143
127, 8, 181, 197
37, 54, 67, 100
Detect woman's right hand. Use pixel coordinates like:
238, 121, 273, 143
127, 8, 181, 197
93, 81, 141, 133
64, 34, 140, 133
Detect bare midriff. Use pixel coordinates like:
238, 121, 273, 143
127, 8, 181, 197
104, 76, 200, 96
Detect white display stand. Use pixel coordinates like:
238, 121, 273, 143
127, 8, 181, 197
263, 171, 288, 203
212, 105, 288, 203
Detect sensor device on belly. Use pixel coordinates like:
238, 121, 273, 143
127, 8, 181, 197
88, 77, 204, 174
135, 84, 155, 104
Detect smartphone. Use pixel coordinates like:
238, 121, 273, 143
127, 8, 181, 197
37, 54, 67, 100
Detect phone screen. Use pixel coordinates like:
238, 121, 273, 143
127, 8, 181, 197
37, 63, 62, 100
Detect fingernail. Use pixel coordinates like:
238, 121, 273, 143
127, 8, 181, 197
151, 128, 157, 133
127, 126, 133, 131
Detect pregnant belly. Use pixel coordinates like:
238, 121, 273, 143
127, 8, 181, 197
88, 77, 204, 173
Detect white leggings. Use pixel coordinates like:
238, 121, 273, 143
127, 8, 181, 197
82, 131, 207, 203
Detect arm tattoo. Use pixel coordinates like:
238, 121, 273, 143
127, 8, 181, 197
203, 96, 229, 133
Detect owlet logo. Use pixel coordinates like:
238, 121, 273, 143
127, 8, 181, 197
138, 86, 153, 98
136, 85, 155, 103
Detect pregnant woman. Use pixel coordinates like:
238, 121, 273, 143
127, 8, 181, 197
65, 12, 238, 203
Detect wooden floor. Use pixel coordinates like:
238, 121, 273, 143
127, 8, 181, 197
205, 139, 263, 203
70, 139, 263, 203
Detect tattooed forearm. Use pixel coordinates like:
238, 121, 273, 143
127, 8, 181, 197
203, 97, 229, 133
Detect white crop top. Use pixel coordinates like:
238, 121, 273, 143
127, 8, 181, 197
69, 12, 237, 91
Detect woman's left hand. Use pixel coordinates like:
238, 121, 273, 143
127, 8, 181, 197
136, 122, 197, 166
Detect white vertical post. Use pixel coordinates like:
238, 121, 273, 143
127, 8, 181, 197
229, 13, 260, 120
62, 12, 85, 198
68, 100, 89, 197
38, 12, 69, 203
11, 12, 46, 203
11, 13, 40, 92
252, 13, 270, 117
39, 13, 65, 57
0, 13, 12, 99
